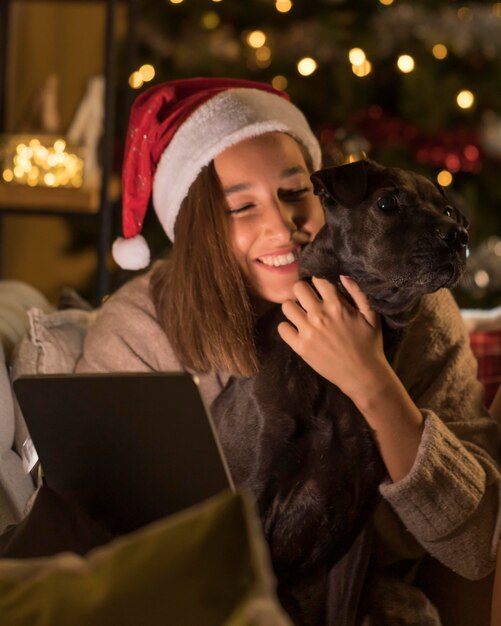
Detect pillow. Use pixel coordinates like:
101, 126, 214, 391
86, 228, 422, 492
11, 307, 96, 454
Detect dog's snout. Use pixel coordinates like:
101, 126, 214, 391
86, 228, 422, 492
435, 223, 469, 248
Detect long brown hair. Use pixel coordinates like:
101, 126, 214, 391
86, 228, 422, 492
151, 162, 259, 377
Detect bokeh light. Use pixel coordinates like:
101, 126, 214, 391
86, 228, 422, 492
397, 54, 415, 73
457, 90, 475, 109
437, 170, 453, 187
349, 48, 366, 66
432, 44, 448, 60
246, 30, 266, 48
297, 57, 318, 76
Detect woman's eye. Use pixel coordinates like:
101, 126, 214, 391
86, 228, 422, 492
377, 193, 399, 212
227, 203, 254, 215
283, 187, 310, 200
443, 206, 453, 218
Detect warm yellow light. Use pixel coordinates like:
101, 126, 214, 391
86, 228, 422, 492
256, 46, 271, 61
211, 0, 223, 2
247, 30, 266, 48
169, 0, 184, 4
54, 139, 66, 153
432, 44, 448, 60
201, 11, 220, 29
348, 48, 366, 66
2, 169, 14, 182
474, 270, 490, 288
139, 64, 155, 82
275, 0, 292, 12
352, 60, 372, 77
28, 138, 40, 150
494, 3, 501, 17
44, 172, 56, 186
129, 71, 144, 89
397, 54, 415, 73
14, 165, 24, 178
272, 75, 288, 90
379, 0, 394, 5
457, 90, 474, 109
297, 57, 318, 76
437, 170, 453, 187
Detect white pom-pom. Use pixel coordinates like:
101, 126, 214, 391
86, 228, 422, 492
112, 234, 151, 270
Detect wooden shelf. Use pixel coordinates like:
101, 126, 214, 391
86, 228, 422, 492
0, 175, 121, 214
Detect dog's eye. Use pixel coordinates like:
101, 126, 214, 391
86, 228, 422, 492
443, 207, 453, 218
377, 194, 399, 212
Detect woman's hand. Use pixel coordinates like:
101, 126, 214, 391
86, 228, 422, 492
278, 274, 425, 482
277, 275, 390, 405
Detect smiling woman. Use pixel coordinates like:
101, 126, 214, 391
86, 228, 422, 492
69, 77, 501, 626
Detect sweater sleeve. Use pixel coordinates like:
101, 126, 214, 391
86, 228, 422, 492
75, 270, 182, 374
380, 288, 501, 579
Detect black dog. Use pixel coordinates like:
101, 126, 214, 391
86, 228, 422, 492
211, 160, 469, 626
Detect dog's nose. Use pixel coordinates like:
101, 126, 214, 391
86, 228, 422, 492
435, 224, 469, 248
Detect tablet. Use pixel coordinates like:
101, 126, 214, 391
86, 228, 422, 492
13, 372, 234, 534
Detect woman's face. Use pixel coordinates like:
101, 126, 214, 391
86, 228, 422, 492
214, 132, 325, 305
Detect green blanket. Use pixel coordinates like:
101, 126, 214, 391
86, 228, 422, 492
0, 489, 291, 626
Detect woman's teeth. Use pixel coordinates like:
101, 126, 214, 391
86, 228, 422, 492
258, 252, 298, 267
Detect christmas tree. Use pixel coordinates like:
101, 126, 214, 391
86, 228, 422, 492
127, 0, 501, 306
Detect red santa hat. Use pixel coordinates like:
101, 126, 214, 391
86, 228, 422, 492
112, 77, 322, 270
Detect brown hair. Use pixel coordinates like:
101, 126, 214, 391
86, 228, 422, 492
151, 162, 259, 377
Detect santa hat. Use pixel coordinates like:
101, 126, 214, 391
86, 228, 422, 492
112, 77, 322, 270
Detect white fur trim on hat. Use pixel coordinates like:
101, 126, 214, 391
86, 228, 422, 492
112, 234, 151, 270
152, 88, 321, 241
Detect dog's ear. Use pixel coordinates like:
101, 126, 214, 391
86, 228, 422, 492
310, 160, 369, 207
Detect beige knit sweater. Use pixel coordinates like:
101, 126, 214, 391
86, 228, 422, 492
76, 266, 501, 582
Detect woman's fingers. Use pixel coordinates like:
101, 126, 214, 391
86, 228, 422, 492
339, 275, 379, 329
281, 298, 307, 328
291, 280, 322, 312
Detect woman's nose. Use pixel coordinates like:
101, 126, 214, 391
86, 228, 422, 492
264, 202, 296, 238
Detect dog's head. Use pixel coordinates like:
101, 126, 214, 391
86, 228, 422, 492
300, 159, 469, 324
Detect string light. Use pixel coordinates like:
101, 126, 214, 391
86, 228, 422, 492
275, 0, 292, 12
272, 75, 288, 90
129, 71, 144, 89
348, 48, 366, 66
457, 90, 475, 109
379, 0, 394, 5
352, 60, 372, 77
437, 170, 453, 187
255, 45, 272, 68
139, 64, 155, 82
397, 54, 415, 73
169, 0, 184, 4
256, 46, 271, 61
246, 30, 266, 48
2, 138, 84, 188
432, 44, 448, 60
297, 57, 317, 76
